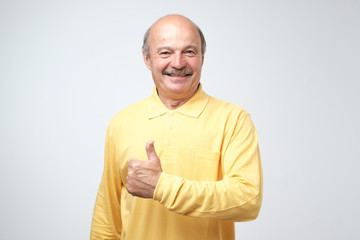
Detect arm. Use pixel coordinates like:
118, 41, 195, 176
153, 115, 262, 221
90, 127, 122, 239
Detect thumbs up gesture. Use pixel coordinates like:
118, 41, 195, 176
126, 140, 163, 198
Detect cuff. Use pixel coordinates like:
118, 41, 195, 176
153, 172, 183, 207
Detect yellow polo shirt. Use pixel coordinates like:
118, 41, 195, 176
91, 85, 262, 240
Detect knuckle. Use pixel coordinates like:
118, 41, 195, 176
126, 182, 133, 191
128, 161, 134, 168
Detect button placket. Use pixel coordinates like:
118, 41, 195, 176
167, 111, 176, 148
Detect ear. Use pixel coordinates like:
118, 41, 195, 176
201, 55, 205, 67
143, 52, 152, 71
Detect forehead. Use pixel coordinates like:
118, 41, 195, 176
149, 18, 201, 49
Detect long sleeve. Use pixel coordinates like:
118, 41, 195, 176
90, 127, 122, 239
153, 115, 263, 221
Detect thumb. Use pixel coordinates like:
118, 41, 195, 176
146, 140, 160, 162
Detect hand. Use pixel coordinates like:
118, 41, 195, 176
126, 140, 163, 198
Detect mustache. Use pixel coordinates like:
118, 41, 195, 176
162, 68, 193, 77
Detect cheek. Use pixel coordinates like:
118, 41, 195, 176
188, 58, 203, 70
153, 61, 168, 73
152, 57, 168, 66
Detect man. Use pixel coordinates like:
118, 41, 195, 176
91, 14, 262, 240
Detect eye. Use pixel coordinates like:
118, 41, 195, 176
184, 50, 196, 56
160, 51, 171, 56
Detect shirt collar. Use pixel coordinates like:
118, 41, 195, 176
147, 84, 209, 119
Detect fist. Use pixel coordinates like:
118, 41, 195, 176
126, 140, 162, 198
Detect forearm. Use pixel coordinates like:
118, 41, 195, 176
153, 173, 262, 221
90, 176, 122, 240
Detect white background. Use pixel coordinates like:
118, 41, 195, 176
1, 0, 359, 239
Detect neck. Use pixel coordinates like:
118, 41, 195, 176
157, 86, 199, 110
159, 95, 193, 110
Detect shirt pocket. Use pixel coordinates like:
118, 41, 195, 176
191, 149, 221, 181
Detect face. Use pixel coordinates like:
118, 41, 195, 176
143, 16, 204, 101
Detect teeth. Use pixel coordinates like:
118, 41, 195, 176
170, 74, 186, 77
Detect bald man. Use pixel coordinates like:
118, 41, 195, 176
91, 15, 263, 240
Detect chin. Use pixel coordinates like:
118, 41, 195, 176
157, 77, 199, 97
167, 83, 199, 98
167, 86, 188, 95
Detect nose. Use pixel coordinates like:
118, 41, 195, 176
170, 52, 186, 69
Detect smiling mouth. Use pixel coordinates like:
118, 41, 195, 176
163, 68, 193, 77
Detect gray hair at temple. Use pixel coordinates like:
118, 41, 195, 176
142, 19, 207, 57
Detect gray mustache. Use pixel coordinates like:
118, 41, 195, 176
163, 68, 193, 76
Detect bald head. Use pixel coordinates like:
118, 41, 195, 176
142, 15, 206, 57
